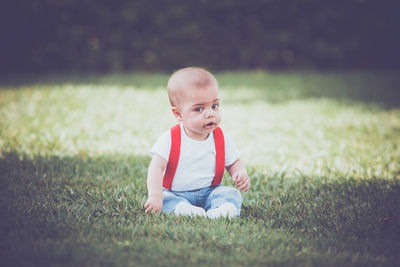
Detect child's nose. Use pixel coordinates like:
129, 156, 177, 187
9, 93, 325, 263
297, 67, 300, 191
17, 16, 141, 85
204, 108, 214, 118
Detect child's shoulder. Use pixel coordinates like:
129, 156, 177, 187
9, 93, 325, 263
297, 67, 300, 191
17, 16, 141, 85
156, 128, 171, 142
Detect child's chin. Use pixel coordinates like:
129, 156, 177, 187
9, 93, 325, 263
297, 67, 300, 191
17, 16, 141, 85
204, 124, 216, 131
203, 127, 215, 133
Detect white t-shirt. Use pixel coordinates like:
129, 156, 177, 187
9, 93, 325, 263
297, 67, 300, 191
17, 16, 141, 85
150, 124, 240, 191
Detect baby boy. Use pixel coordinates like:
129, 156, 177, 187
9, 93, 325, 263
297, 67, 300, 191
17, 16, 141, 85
144, 67, 250, 218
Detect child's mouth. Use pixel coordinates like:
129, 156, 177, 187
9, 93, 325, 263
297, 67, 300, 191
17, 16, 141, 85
205, 122, 215, 128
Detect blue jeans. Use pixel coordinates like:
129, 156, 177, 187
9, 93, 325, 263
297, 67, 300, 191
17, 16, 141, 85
162, 185, 242, 215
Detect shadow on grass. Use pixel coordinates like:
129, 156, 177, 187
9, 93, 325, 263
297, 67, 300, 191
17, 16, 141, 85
0, 72, 169, 90
1, 152, 400, 265
242, 172, 400, 262
0, 152, 150, 266
219, 70, 400, 108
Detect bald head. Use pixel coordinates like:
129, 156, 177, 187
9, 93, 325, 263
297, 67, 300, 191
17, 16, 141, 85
167, 67, 218, 107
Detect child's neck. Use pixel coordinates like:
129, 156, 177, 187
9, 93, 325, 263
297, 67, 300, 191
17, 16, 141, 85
183, 126, 209, 141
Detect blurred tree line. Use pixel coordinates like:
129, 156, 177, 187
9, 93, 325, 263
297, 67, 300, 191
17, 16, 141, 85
1, 0, 399, 73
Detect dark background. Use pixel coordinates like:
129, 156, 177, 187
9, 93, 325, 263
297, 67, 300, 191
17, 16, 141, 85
1, 0, 399, 73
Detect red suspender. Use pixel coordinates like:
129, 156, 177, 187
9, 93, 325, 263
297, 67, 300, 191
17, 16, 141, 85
162, 124, 181, 190
211, 127, 225, 186
162, 124, 225, 190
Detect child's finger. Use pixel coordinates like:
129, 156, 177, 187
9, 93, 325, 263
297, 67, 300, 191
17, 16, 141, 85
239, 181, 249, 191
236, 175, 245, 186
239, 178, 250, 190
146, 205, 157, 214
235, 174, 243, 182
232, 173, 239, 182
238, 182, 245, 191
145, 206, 151, 214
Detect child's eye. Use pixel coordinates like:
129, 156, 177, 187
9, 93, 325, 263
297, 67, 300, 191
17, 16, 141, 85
194, 107, 203, 112
212, 103, 219, 109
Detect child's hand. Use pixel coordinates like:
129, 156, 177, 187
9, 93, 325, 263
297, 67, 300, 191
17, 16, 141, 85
232, 171, 250, 192
144, 197, 163, 214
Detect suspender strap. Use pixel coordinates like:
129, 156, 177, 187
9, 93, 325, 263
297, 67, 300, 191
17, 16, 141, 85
211, 127, 225, 186
163, 124, 225, 190
162, 124, 181, 190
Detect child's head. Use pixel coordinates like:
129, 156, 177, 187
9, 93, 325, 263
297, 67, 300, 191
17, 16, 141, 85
167, 67, 221, 140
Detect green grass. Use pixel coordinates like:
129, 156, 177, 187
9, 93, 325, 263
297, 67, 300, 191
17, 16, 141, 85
1, 70, 400, 266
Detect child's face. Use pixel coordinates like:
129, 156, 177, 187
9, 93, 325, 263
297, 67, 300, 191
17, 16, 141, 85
174, 84, 221, 140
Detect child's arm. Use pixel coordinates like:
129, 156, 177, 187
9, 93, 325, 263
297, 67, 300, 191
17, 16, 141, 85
144, 154, 167, 214
226, 159, 250, 192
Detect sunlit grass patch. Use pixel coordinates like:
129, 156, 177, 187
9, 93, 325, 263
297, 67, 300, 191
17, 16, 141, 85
0, 84, 174, 157
223, 98, 400, 180
1, 70, 399, 266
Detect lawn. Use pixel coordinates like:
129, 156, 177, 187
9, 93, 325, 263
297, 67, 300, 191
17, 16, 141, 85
1, 70, 400, 266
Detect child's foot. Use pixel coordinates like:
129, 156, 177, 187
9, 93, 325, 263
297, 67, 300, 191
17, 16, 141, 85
206, 203, 239, 219
174, 202, 206, 217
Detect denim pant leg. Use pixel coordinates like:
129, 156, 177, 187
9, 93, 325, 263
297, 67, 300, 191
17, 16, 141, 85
162, 189, 192, 214
204, 185, 243, 214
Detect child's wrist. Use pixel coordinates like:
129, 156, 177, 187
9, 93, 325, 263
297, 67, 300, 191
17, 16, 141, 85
148, 195, 162, 200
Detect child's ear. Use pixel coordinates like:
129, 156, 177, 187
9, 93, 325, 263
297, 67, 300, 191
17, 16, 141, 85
171, 107, 183, 121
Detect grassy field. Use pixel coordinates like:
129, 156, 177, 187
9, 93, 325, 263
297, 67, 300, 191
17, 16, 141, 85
1, 70, 400, 266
